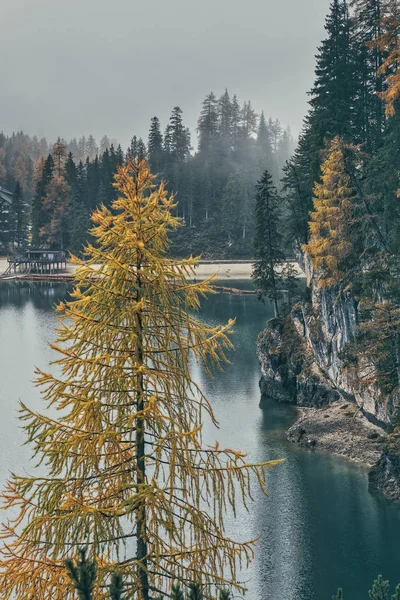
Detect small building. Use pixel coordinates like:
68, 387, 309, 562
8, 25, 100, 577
7, 249, 67, 274
0, 186, 13, 250
0, 186, 13, 209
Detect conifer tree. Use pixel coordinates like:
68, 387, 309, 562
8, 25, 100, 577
41, 173, 72, 249
31, 154, 54, 247
171, 583, 185, 600
282, 115, 316, 244
310, 0, 355, 139
252, 169, 284, 317
373, 0, 400, 116
197, 92, 219, 153
10, 182, 28, 250
187, 582, 203, 600
148, 117, 164, 174
350, 0, 385, 150
109, 573, 125, 600
136, 138, 147, 162
369, 574, 390, 599
257, 112, 273, 159
218, 89, 232, 144
0, 161, 278, 600
65, 550, 97, 600
100, 135, 111, 155
52, 138, 68, 175
303, 137, 358, 287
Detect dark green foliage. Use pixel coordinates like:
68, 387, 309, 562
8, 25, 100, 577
335, 576, 400, 599
369, 575, 390, 600
218, 588, 231, 600
252, 169, 284, 317
148, 116, 164, 175
65, 549, 97, 600
187, 583, 203, 600
171, 582, 185, 600
109, 572, 125, 600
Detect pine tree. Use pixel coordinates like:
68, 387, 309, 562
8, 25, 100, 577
188, 583, 203, 600
171, 583, 185, 600
303, 137, 358, 287
218, 589, 231, 600
218, 89, 232, 143
197, 92, 219, 153
41, 173, 72, 249
136, 138, 147, 162
257, 111, 273, 160
373, 0, 400, 116
52, 138, 68, 175
369, 575, 390, 600
0, 161, 279, 600
109, 573, 125, 600
86, 135, 98, 161
31, 154, 54, 247
240, 101, 258, 138
230, 95, 242, 152
65, 550, 97, 600
309, 0, 355, 139
269, 118, 282, 154
148, 117, 164, 174
166, 107, 191, 162
100, 135, 111, 155
252, 169, 284, 316
350, 0, 385, 150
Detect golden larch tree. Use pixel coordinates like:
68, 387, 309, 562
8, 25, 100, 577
0, 161, 279, 600
303, 137, 356, 287
373, 0, 400, 116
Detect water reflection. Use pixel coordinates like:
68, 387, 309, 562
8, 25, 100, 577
1, 282, 400, 600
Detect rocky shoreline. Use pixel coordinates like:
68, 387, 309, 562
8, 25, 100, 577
257, 311, 400, 500
286, 401, 385, 468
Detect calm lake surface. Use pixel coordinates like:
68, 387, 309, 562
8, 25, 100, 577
1, 281, 400, 599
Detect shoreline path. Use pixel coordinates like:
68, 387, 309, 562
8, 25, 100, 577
0, 258, 304, 282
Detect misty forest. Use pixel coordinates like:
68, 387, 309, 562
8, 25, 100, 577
2, 1, 400, 600
0, 97, 293, 257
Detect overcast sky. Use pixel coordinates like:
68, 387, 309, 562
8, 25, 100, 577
0, 0, 331, 149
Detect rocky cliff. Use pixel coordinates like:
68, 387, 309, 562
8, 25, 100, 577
257, 252, 400, 498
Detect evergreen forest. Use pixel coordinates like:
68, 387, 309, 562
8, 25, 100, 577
0, 94, 293, 258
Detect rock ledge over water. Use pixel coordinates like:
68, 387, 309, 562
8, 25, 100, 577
287, 402, 385, 468
256, 249, 400, 499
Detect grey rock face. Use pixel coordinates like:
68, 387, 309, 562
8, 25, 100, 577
257, 250, 400, 498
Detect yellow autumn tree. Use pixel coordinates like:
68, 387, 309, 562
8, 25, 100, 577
0, 160, 279, 600
373, 0, 400, 116
303, 137, 356, 287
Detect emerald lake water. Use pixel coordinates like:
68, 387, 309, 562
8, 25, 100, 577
1, 281, 400, 599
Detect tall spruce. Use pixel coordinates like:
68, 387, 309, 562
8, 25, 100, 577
252, 169, 284, 317
148, 116, 164, 174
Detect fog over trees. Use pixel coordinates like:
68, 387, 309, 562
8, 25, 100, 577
0, 90, 294, 256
